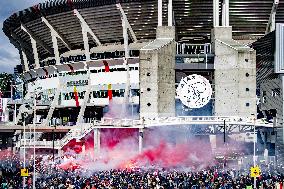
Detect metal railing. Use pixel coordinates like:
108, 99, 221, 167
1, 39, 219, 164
176, 43, 212, 55
15, 116, 273, 150
16, 139, 61, 148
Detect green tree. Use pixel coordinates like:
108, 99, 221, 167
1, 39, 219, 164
0, 73, 14, 96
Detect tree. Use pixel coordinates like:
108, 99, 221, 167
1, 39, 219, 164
0, 73, 14, 97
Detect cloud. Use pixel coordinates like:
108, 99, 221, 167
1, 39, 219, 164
0, 0, 44, 73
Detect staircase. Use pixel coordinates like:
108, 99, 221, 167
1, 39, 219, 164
60, 123, 93, 148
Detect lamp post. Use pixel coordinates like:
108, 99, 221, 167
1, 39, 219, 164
253, 116, 257, 189
32, 83, 41, 189
33, 93, 36, 189
52, 125, 57, 161
22, 112, 26, 189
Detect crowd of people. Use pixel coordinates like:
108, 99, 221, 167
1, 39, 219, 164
0, 153, 283, 189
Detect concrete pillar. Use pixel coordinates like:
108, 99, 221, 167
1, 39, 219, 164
82, 144, 86, 155
209, 135, 217, 153
139, 26, 176, 118
138, 128, 144, 153
122, 18, 129, 58
213, 0, 220, 27
93, 128, 100, 156
168, 0, 173, 26
58, 149, 63, 157
211, 27, 256, 117
30, 38, 40, 69
82, 27, 90, 61
222, 0, 229, 27
277, 74, 284, 145
21, 50, 29, 72
158, 0, 162, 26
51, 32, 60, 65
122, 17, 130, 107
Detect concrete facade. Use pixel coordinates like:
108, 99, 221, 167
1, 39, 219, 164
212, 27, 256, 117
139, 26, 176, 119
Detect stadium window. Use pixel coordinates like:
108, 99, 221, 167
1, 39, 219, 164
117, 68, 125, 71
272, 88, 280, 97
64, 93, 69, 100
119, 89, 125, 97
93, 91, 98, 98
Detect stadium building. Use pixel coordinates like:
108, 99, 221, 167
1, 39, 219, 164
0, 0, 283, 166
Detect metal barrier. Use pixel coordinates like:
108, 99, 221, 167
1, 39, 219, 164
176, 43, 212, 55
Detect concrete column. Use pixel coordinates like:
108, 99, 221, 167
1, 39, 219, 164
209, 135, 217, 153
51, 32, 60, 65
277, 74, 284, 144
122, 17, 130, 107
213, 0, 220, 27
21, 51, 29, 72
271, 12, 276, 32
58, 149, 63, 157
82, 27, 90, 61
222, 0, 229, 27
122, 18, 129, 58
225, 0, 229, 26
30, 38, 40, 69
93, 128, 100, 156
138, 128, 144, 153
168, 0, 173, 26
158, 0, 163, 26
82, 144, 86, 155
211, 27, 256, 117
140, 26, 176, 118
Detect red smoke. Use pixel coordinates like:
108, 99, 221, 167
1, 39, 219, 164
100, 128, 138, 149
60, 126, 243, 171
119, 139, 214, 169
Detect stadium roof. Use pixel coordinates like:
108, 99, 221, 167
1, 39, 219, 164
2, 0, 284, 62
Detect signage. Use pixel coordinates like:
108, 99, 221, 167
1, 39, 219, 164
66, 80, 88, 87
250, 166, 260, 177
176, 74, 212, 108
21, 168, 28, 177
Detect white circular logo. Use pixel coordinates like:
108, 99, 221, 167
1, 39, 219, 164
176, 74, 212, 108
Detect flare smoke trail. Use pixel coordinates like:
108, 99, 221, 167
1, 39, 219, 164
60, 103, 245, 171
62, 126, 241, 171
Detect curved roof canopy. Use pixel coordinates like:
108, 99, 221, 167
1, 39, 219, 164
3, 0, 284, 63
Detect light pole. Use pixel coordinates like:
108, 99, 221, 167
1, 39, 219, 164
32, 84, 41, 189
33, 93, 36, 189
22, 112, 26, 189
253, 116, 257, 189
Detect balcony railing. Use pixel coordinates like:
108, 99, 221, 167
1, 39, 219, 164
176, 43, 212, 55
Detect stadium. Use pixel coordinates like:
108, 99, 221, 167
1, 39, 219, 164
0, 0, 284, 187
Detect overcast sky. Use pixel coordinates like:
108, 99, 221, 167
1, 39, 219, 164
0, 0, 44, 73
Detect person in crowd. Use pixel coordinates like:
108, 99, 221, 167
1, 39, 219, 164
0, 153, 283, 189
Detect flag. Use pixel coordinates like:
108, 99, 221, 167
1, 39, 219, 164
74, 86, 79, 107
103, 60, 110, 72
108, 84, 112, 100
